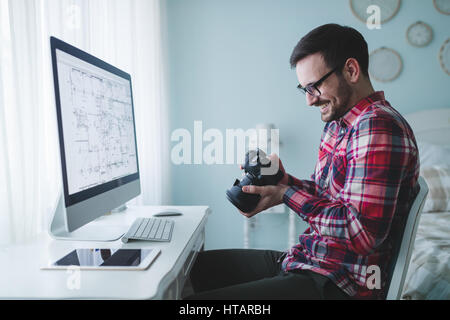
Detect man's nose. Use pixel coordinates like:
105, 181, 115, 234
306, 92, 319, 106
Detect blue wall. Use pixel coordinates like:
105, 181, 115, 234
164, 0, 450, 250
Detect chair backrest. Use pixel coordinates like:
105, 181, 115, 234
385, 176, 429, 300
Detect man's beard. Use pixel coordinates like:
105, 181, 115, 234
324, 80, 353, 122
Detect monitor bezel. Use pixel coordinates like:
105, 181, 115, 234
50, 36, 140, 208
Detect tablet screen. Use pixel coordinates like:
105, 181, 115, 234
54, 249, 154, 267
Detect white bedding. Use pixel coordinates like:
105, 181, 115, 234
401, 211, 450, 300
400, 109, 450, 300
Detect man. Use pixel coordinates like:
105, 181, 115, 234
185, 24, 420, 300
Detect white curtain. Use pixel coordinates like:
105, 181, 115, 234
0, 0, 170, 245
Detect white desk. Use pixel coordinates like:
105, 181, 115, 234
0, 205, 210, 299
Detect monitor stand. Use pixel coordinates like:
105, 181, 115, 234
49, 191, 125, 242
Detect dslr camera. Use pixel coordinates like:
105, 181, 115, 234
226, 149, 284, 213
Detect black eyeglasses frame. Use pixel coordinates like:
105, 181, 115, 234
297, 66, 339, 97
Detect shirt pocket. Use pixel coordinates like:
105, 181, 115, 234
330, 155, 346, 192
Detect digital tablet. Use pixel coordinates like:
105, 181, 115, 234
41, 248, 160, 270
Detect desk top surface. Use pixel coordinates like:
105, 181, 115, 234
0, 205, 210, 299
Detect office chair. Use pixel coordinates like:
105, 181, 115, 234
385, 176, 429, 300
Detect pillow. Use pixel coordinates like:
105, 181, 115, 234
417, 142, 450, 167
420, 165, 450, 213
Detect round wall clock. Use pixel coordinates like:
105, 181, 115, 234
433, 0, 450, 15
369, 47, 403, 82
439, 38, 450, 76
406, 21, 433, 47
350, 0, 401, 24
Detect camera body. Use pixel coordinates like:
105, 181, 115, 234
226, 149, 284, 213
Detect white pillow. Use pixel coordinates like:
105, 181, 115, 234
421, 165, 450, 213
417, 142, 450, 167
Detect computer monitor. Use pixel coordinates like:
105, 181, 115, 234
49, 36, 140, 241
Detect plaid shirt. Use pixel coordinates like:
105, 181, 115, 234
282, 91, 420, 299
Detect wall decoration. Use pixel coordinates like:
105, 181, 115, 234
433, 0, 450, 15
350, 0, 401, 24
369, 47, 403, 82
406, 21, 433, 47
439, 38, 450, 76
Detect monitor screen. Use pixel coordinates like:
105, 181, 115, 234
51, 37, 140, 208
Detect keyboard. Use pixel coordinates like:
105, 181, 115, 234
121, 217, 174, 243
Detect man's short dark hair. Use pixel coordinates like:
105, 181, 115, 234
290, 24, 369, 77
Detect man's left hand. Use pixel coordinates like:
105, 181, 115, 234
238, 184, 290, 218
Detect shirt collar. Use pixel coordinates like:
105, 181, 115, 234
338, 91, 385, 128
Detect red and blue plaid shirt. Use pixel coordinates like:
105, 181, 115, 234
282, 91, 420, 299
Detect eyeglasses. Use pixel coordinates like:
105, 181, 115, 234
297, 66, 338, 97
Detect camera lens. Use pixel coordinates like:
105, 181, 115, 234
226, 149, 284, 213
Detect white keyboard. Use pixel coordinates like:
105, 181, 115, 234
121, 217, 174, 243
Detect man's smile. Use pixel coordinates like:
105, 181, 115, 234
315, 101, 331, 114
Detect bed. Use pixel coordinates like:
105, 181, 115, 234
401, 108, 450, 300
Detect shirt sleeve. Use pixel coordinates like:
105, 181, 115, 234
287, 173, 317, 196
283, 116, 416, 256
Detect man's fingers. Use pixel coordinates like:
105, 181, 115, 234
242, 185, 263, 194
238, 209, 256, 218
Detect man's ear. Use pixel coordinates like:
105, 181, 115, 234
343, 58, 360, 84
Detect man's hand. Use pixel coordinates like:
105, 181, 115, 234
238, 184, 290, 218
239, 153, 289, 185
268, 153, 289, 185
